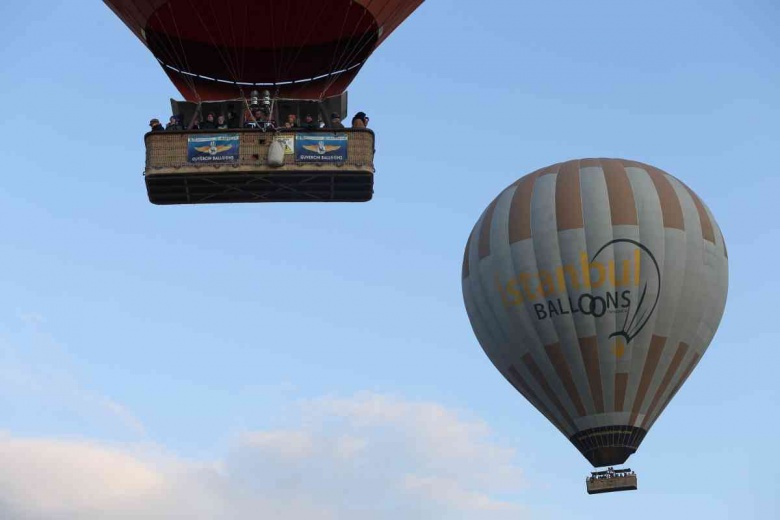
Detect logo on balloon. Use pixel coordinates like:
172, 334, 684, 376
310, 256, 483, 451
496, 238, 661, 346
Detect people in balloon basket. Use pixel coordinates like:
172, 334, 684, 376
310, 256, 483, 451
244, 109, 276, 131
165, 116, 183, 131
586, 468, 636, 482
283, 113, 298, 129
301, 114, 319, 130
351, 111, 368, 128
201, 112, 217, 129
330, 113, 345, 129
149, 109, 368, 132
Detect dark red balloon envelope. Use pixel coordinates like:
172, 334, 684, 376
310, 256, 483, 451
105, 0, 423, 100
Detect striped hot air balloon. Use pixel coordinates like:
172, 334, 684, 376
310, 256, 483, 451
462, 158, 728, 467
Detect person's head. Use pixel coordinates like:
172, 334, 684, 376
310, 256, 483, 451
149, 118, 160, 127
304, 114, 313, 122
254, 110, 264, 120
353, 112, 368, 126
330, 112, 341, 123
217, 115, 225, 124
207, 113, 215, 121
168, 116, 177, 124
287, 114, 296, 123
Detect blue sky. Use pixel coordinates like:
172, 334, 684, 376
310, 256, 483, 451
0, 0, 778, 518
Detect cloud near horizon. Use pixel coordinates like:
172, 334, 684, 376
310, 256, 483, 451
0, 393, 527, 520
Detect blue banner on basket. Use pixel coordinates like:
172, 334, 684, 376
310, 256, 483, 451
294, 133, 348, 163
187, 134, 240, 164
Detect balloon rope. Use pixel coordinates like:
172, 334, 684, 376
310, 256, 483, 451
187, 101, 202, 129
131, 0, 201, 101
320, 1, 413, 99
319, 1, 365, 99
278, 2, 332, 87
147, 0, 200, 101
204, 0, 242, 82
318, 0, 376, 99
239, 1, 250, 83
268, 0, 279, 91
180, 0, 241, 86
165, 3, 201, 102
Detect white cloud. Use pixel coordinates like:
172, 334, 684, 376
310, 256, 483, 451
0, 438, 164, 518
403, 475, 523, 512
91, 395, 148, 437
0, 393, 528, 520
240, 430, 315, 458
333, 434, 368, 459
17, 312, 45, 327
307, 393, 523, 490
0, 316, 147, 439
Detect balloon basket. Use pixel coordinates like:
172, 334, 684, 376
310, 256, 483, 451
586, 467, 637, 494
143, 129, 375, 205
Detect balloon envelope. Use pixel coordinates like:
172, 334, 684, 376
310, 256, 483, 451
462, 158, 728, 466
105, 0, 424, 100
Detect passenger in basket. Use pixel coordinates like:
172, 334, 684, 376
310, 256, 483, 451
351, 111, 368, 128
329, 112, 345, 129
302, 113, 318, 130
245, 110, 275, 131
149, 118, 165, 132
227, 111, 239, 128
201, 112, 217, 129
165, 116, 182, 131
285, 113, 298, 128
216, 114, 228, 129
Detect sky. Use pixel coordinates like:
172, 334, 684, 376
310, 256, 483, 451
0, 0, 778, 518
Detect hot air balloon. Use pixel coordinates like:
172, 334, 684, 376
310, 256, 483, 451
104, 0, 424, 204
461, 158, 728, 494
